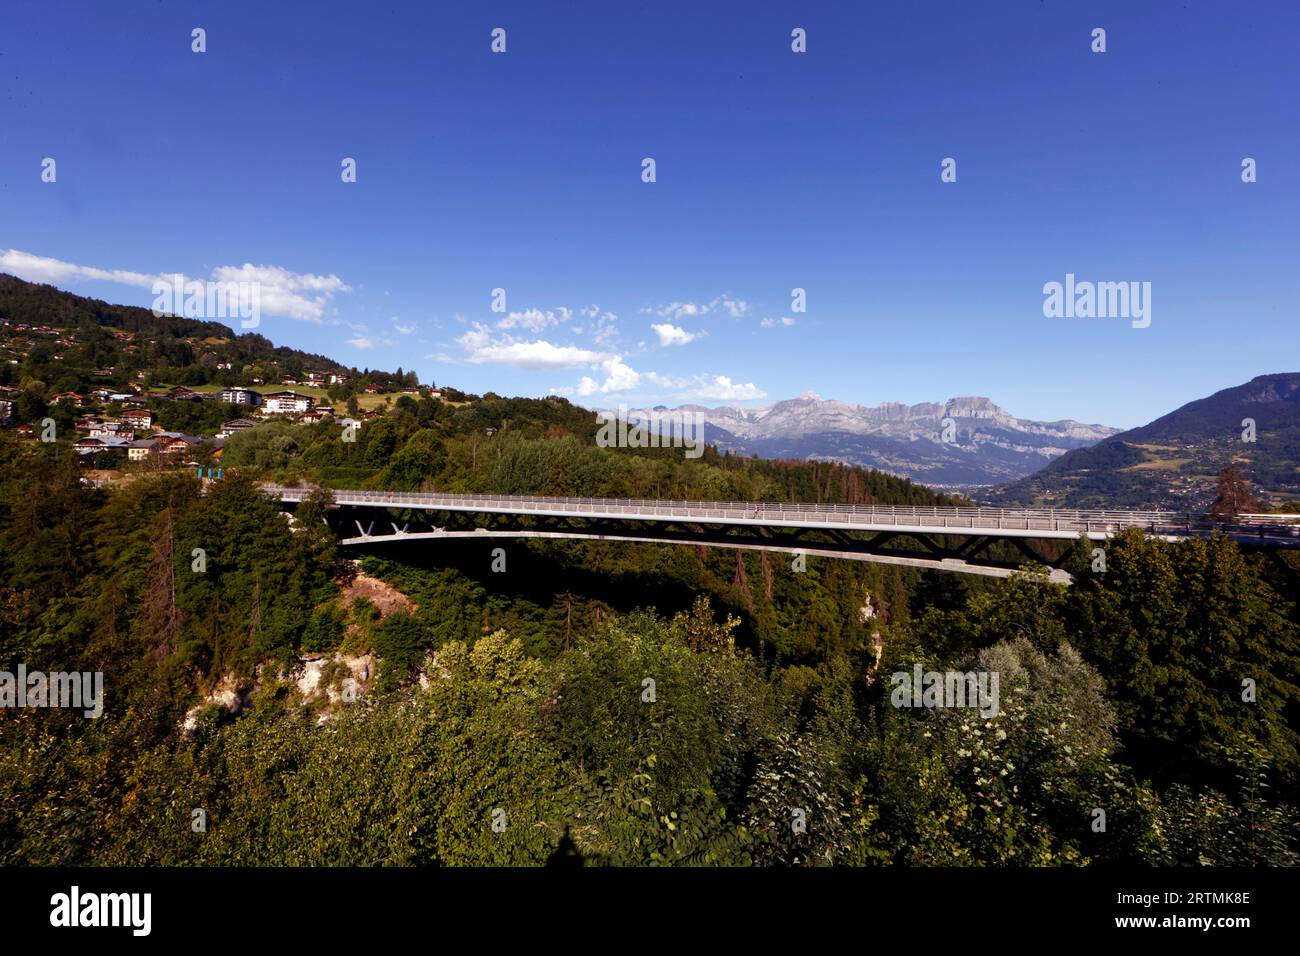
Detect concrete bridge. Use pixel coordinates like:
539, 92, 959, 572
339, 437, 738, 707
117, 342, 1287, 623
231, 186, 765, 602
265, 485, 1300, 583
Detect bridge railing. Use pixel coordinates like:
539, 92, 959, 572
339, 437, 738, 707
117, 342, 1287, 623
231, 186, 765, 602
261, 485, 1300, 540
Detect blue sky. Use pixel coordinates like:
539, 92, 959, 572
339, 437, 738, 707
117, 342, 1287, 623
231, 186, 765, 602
2, 0, 1297, 428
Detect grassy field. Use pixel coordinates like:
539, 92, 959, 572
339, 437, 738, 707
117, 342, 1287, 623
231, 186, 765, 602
1123, 457, 1195, 472
184, 383, 393, 412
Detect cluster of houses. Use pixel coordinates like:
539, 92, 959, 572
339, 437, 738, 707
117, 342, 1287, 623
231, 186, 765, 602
2, 376, 445, 470
0, 319, 111, 368
282, 369, 352, 387
38, 403, 206, 460
70, 387, 353, 462
364, 383, 440, 398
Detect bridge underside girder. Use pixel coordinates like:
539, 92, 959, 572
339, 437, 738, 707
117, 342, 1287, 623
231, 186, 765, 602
325, 505, 1074, 583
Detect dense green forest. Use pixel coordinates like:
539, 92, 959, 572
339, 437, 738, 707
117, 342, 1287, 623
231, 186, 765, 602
2, 379, 1298, 866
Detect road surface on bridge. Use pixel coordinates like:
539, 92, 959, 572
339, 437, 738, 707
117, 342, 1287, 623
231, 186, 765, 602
265, 485, 1300, 547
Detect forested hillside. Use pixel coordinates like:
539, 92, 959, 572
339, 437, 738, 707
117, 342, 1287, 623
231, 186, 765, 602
2, 408, 1297, 865
0, 274, 421, 399
1, 276, 1297, 867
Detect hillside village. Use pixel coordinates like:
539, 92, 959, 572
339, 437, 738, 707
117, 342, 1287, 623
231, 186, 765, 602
0, 284, 448, 473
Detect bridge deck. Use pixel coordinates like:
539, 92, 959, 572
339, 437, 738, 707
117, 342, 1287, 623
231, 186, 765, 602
265, 486, 1300, 546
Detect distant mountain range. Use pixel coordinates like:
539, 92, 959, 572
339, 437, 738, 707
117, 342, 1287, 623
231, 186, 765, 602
987, 373, 1300, 511
621, 393, 1120, 488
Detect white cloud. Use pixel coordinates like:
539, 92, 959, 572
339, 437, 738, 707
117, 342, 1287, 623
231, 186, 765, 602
655, 301, 707, 320
0, 249, 351, 322
717, 296, 750, 318
348, 333, 394, 350
456, 324, 610, 369
650, 294, 749, 322
651, 322, 700, 347
391, 317, 415, 334
495, 305, 619, 349
693, 375, 766, 401
207, 263, 350, 321
760, 316, 796, 328
589, 311, 619, 345
644, 371, 691, 389
556, 368, 765, 403
575, 358, 641, 396
0, 248, 157, 288
478, 341, 607, 368
496, 307, 573, 333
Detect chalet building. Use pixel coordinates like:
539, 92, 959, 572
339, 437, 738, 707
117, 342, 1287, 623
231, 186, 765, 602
262, 390, 314, 415
155, 433, 203, 455
0, 400, 13, 422
127, 438, 161, 461
89, 423, 136, 441
168, 386, 203, 401
300, 370, 348, 386
300, 406, 338, 424
51, 391, 83, 405
16, 424, 33, 438
220, 387, 262, 406
88, 388, 114, 403
119, 408, 154, 428
74, 435, 131, 456
220, 418, 257, 437
364, 384, 384, 394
